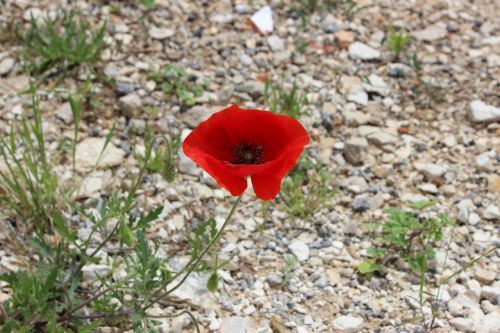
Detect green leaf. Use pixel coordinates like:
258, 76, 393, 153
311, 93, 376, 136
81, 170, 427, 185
207, 272, 219, 292
53, 212, 77, 241
121, 222, 133, 246
409, 200, 435, 210
136, 206, 163, 229
357, 259, 383, 274
144, 105, 160, 114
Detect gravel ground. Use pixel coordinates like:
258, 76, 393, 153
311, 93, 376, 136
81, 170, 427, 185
0, 0, 499, 332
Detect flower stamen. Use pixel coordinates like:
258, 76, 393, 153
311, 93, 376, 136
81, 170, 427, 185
232, 141, 264, 164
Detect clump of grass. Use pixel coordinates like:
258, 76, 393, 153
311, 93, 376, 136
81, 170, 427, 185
264, 76, 308, 119
291, 0, 368, 26
358, 200, 454, 274
385, 26, 410, 61
15, 9, 105, 81
149, 64, 208, 107
0, 87, 61, 234
280, 156, 334, 219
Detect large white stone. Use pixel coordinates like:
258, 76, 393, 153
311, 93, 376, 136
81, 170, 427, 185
220, 317, 253, 333
289, 240, 309, 261
333, 315, 364, 333
468, 100, 500, 123
75, 138, 125, 170
348, 42, 380, 61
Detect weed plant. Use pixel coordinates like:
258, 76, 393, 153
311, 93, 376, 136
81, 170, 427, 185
15, 10, 105, 81
264, 76, 308, 119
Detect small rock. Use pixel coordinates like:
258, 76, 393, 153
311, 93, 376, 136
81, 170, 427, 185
116, 81, 134, 95
351, 198, 370, 212
364, 74, 390, 96
335, 31, 354, 49
103, 63, 119, 79
476, 153, 493, 171
220, 317, 252, 333
468, 100, 500, 123
129, 119, 146, 135
413, 23, 447, 41
55, 102, 73, 124
344, 137, 369, 165
488, 174, 500, 193
388, 63, 411, 78
348, 42, 380, 61
0, 57, 15, 75
75, 138, 125, 170
347, 86, 368, 105
475, 269, 497, 285
238, 80, 265, 97
148, 27, 175, 40
82, 264, 110, 281
483, 205, 500, 220
415, 163, 447, 181
267, 35, 284, 51
449, 317, 474, 333
419, 183, 439, 194
119, 93, 142, 118
367, 132, 398, 147
332, 315, 364, 333
479, 311, 500, 333
289, 240, 309, 261
266, 273, 283, 288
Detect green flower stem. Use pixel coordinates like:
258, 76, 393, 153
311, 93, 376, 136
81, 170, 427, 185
143, 194, 243, 311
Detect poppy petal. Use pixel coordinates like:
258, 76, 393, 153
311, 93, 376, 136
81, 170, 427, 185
251, 174, 282, 200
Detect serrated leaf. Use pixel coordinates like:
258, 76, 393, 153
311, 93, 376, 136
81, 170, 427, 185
137, 206, 163, 229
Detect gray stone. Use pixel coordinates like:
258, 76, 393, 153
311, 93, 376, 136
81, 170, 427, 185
220, 317, 252, 333
289, 240, 309, 261
479, 312, 500, 333
351, 198, 370, 212
119, 93, 142, 118
413, 24, 447, 41
475, 269, 497, 285
468, 100, 500, 123
238, 80, 265, 97
476, 153, 494, 171
344, 137, 369, 165
419, 183, 439, 194
116, 81, 134, 95
347, 86, 368, 105
348, 42, 380, 61
82, 264, 110, 281
483, 205, 500, 220
75, 138, 125, 170
364, 74, 390, 96
265, 273, 283, 287
129, 119, 146, 135
148, 27, 175, 40
267, 35, 284, 51
368, 132, 398, 147
415, 163, 447, 181
449, 317, 474, 333
0, 57, 15, 75
332, 315, 364, 333
55, 102, 73, 124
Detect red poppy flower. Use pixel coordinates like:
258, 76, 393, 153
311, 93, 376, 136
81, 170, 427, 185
182, 105, 309, 200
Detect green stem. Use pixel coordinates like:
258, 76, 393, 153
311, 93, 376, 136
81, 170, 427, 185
142, 194, 243, 311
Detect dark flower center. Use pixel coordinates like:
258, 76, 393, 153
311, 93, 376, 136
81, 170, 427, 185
232, 141, 264, 164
